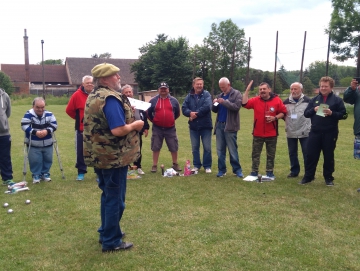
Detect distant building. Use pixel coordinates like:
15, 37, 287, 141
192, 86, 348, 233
0, 29, 138, 96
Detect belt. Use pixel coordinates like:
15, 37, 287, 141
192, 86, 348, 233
218, 122, 226, 124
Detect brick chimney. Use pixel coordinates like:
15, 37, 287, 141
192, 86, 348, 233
24, 29, 30, 82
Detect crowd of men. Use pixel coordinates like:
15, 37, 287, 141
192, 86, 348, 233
2, 62, 359, 253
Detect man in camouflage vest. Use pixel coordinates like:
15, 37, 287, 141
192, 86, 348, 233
83, 63, 144, 253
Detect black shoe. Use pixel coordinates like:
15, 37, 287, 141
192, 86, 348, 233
99, 232, 126, 244
102, 242, 133, 252
287, 173, 298, 178
357, 188, 360, 192
299, 178, 314, 185
325, 181, 334, 186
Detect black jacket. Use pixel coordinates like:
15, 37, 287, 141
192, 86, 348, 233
304, 92, 347, 133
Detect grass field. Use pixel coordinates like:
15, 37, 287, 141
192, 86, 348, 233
1, 101, 360, 271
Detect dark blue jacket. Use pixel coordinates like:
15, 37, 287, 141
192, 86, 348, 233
182, 88, 213, 130
304, 92, 347, 133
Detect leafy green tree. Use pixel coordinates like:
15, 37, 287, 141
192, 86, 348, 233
37, 59, 63, 65
91, 52, 112, 59
0, 72, 15, 95
340, 76, 353, 87
302, 77, 315, 95
328, 0, 360, 67
277, 65, 290, 90
308, 61, 337, 86
99, 52, 112, 59
204, 19, 248, 83
131, 34, 193, 96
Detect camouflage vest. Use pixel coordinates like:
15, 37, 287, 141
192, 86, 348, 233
83, 86, 140, 169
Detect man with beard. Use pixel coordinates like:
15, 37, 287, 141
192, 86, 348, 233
66, 75, 94, 181
242, 81, 287, 180
83, 63, 144, 252
283, 82, 311, 178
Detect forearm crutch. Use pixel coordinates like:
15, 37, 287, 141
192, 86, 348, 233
22, 135, 31, 182
52, 132, 65, 179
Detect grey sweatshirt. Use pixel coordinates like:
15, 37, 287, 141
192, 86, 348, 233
0, 88, 11, 136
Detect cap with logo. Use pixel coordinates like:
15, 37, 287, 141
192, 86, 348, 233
158, 82, 169, 89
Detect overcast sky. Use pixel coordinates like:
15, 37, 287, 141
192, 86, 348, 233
0, 0, 355, 72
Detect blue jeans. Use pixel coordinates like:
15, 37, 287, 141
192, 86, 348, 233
216, 122, 242, 173
28, 145, 53, 177
287, 137, 308, 175
0, 135, 13, 180
189, 128, 212, 169
96, 167, 127, 250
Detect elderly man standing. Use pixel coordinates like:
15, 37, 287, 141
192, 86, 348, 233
242, 81, 287, 180
283, 82, 311, 178
212, 77, 243, 178
182, 77, 213, 173
147, 82, 181, 172
121, 84, 149, 175
300, 76, 347, 186
21, 97, 57, 184
66, 75, 93, 181
83, 63, 143, 252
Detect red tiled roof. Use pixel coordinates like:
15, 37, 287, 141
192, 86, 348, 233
65, 57, 137, 86
0, 64, 68, 83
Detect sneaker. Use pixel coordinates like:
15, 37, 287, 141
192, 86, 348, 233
33, 175, 41, 184
287, 173, 298, 178
102, 242, 133, 252
205, 168, 212, 173
250, 171, 258, 177
325, 180, 334, 186
172, 163, 182, 171
235, 171, 244, 178
42, 173, 51, 182
191, 167, 199, 172
3, 179, 15, 186
76, 173, 85, 181
264, 171, 275, 181
137, 168, 145, 175
216, 172, 226, 177
151, 165, 157, 173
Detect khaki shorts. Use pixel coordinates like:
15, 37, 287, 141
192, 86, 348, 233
151, 125, 178, 152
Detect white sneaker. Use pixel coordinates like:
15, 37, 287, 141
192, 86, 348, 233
191, 167, 199, 172
42, 173, 51, 182
205, 168, 212, 173
33, 175, 41, 184
137, 168, 145, 175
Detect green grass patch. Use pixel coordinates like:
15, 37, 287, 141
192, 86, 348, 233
0, 103, 360, 271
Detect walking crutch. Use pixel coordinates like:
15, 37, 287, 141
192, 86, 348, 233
52, 132, 65, 179
22, 135, 31, 182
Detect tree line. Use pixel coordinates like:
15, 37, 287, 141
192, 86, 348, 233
131, 0, 360, 96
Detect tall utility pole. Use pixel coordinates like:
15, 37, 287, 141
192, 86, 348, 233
326, 33, 331, 76
246, 37, 251, 85
41, 40, 45, 99
230, 40, 236, 85
273, 31, 279, 93
300, 31, 307, 83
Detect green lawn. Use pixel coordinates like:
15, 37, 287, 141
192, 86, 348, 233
1, 103, 360, 271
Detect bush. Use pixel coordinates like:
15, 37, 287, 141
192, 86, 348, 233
11, 94, 70, 106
